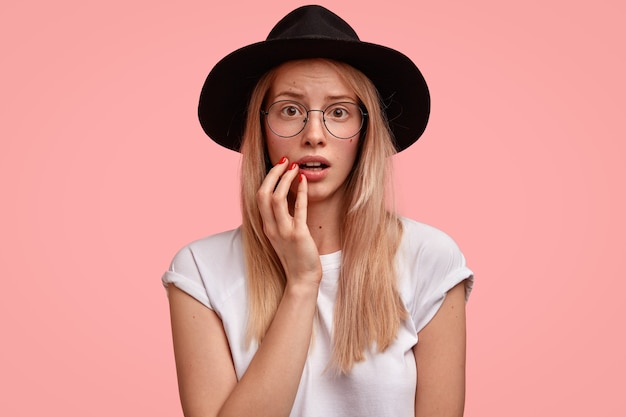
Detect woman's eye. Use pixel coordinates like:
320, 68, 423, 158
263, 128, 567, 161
282, 106, 301, 117
330, 107, 348, 118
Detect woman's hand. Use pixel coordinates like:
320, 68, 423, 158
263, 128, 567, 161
256, 157, 322, 287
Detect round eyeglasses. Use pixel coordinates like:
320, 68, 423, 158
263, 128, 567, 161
261, 100, 367, 139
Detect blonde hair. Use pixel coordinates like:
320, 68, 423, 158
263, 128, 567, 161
240, 59, 406, 373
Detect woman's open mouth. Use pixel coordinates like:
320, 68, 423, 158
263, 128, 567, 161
296, 157, 331, 181
299, 161, 329, 171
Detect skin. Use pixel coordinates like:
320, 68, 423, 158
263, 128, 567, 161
264, 59, 361, 254
167, 59, 467, 417
414, 281, 467, 417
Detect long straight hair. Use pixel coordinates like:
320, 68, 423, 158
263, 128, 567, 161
239, 59, 406, 373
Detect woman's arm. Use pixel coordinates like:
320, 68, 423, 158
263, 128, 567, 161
168, 285, 237, 416
168, 278, 319, 417
168, 160, 321, 417
413, 281, 468, 417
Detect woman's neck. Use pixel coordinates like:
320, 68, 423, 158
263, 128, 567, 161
306, 201, 344, 255
287, 186, 346, 254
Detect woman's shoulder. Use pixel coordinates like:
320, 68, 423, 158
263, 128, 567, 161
170, 227, 243, 273
398, 216, 462, 252
396, 216, 471, 287
396, 216, 473, 307
182, 226, 242, 253
162, 226, 246, 310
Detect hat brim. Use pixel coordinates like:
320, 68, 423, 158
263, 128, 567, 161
198, 38, 430, 152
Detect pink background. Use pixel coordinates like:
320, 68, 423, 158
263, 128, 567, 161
1, 0, 624, 415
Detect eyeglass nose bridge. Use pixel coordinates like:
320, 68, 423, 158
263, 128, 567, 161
302, 108, 326, 127
299, 108, 329, 138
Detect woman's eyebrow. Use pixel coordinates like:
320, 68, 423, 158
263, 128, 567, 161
325, 94, 357, 102
273, 91, 357, 102
273, 91, 305, 100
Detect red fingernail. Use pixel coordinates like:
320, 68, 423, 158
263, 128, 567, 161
299, 174, 304, 183
277, 156, 287, 165
289, 162, 298, 170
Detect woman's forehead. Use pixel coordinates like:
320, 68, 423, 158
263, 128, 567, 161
268, 59, 356, 102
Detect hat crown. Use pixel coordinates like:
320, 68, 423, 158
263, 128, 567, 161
267, 5, 360, 41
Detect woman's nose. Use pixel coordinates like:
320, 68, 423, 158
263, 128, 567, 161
302, 110, 327, 146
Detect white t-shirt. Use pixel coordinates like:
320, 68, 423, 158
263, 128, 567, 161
162, 217, 473, 417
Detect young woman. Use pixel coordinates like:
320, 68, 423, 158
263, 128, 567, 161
163, 5, 473, 417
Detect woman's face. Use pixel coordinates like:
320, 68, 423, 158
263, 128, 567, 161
263, 59, 361, 204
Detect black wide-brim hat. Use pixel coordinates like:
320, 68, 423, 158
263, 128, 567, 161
198, 5, 430, 153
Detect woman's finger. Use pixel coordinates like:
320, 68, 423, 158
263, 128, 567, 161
293, 173, 308, 227
256, 157, 289, 234
271, 163, 299, 230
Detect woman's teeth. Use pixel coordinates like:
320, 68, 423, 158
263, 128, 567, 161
300, 162, 326, 170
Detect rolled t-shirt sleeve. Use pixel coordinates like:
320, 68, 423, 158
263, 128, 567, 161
400, 219, 474, 335
162, 245, 212, 309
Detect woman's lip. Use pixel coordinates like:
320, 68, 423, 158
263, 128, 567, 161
293, 156, 330, 181
295, 156, 331, 166
299, 166, 329, 182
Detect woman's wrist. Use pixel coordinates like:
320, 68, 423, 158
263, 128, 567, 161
283, 276, 321, 299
